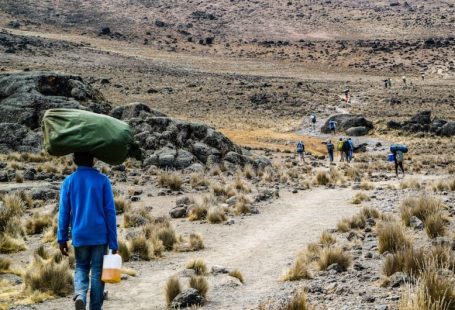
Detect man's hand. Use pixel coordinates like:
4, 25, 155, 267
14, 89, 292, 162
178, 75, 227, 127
111, 249, 118, 255
59, 242, 69, 256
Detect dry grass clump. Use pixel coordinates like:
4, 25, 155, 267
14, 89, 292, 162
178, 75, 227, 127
282, 256, 311, 281
186, 259, 207, 275
235, 194, 252, 215
399, 268, 455, 310
118, 239, 131, 262
143, 220, 178, 251
0, 194, 24, 231
15, 173, 23, 183
165, 276, 181, 306
259, 291, 313, 310
123, 207, 154, 228
229, 270, 244, 284
189, 275, 209, 297
207, 207, 227, 224
377, 221, 411, 254
360, 181, 374, 190
25, 213, 53, 235
189, 233, 205, 251
425, 213, 447, 238
317, 247, 352, 271
319, 231, 336, 246
360, 206, 380, 219
351, 192, 370, 205
336, 213, 366, 232
114, 195, 130, 214
209, 181, 226, 197
0, 234, 26, 254
430, 178, 455, 192
233, 174, 252, 193
190, 173, 209, 189
0, 257, 11, 273
382, 247, 426, 277
400, 196, 446, 226
243, 164, 256, 179
188, 195, 215, 221
129, 235, 159, 261
345, 165, 362, 180
24, 256, 73, 297
400, 178, 422, 190
158, 172, 183, 191
314, 171, 330, 186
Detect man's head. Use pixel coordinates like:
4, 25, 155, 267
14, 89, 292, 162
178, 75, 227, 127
73, 152, 94, 167
339, 138, 343, 141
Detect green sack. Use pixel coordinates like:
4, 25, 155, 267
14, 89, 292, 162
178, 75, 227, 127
42, 108, 137, 165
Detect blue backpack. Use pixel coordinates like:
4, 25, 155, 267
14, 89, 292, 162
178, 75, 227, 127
390, 144, 408, 153
297, 142, 304, 152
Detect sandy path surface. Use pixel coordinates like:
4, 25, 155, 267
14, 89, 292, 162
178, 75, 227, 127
30, 187, 358, 310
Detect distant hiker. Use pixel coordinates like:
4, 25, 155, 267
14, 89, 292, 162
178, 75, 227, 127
388, 78, 392, 88
393, 150, 405, 177
342, 139, 351, 163
337, 138, 345, 162
296, 140, 305, 162
347, 138, 354, 162
421, 73, 425, 81
402, 76, 407, 86
344, 88, 350, 103
326, 140, 334, 163
310, 112, 317, 130
328, 120, 337, 134
58, 152, 118, 310
384, 79, 389, 88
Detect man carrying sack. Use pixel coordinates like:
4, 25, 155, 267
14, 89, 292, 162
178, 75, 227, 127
58, 152, 118, 310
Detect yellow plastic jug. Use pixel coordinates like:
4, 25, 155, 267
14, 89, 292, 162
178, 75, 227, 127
101, 250, 122, 284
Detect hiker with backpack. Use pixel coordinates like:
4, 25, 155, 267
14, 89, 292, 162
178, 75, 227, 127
337, 138, 345, 162
390, 144, 407, 177
296, 140, 305, 162
342, 139, 351, 163
328, 120, 337, 135
347, 138, 354, 162
310, 113, 317, 130
326, 140, 334, 163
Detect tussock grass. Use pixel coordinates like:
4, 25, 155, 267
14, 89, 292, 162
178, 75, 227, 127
318, 247, 352, 271
400, 196, 446, 226
0, 194, 25, 232
0, 234, 26, 253
399, 268, 455, 310
351, 192, 370, 205
282, 256, 311, 281
0, 257, 11, 273
158, 172, 183, 191
207, 208, 227, 224
382, 247, 426, 277
229, 270, 244, 284
24, 256, 73, 297
186, 259, 207, 275
259, 291, 313, 310
233, 174, 252, 193
143, 220, 178, 251
425, 213, 447, 239
26, 213, 52, 235
165, 277, 181, 306
377, 221, 411, 254
190, 173, 209, 189
243, 164, 256, 179
361, 206, 380, 219
319, 231, 336, 246
118, 239, 131, 262
189, 233, 205, 251
189, 275, 208, 297
188, 195, 215, 221
360, 181, 374, 190
337, 214, 366, 232
235, 194, 252, 215
129, 236, 156, 261
400, 178, 422, 190
15, 173, 23, 183
314, 171, 330, 186
123, 207, 154, 228
114, 195, 130, 214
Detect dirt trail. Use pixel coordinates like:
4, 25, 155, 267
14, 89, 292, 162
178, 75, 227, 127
32, 187, 358, 310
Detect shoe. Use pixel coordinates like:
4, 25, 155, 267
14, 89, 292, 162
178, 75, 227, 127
75, 296, 85, 310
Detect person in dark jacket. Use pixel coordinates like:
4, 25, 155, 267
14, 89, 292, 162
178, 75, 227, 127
326, 140, 334, 163
342, 140, 351, 163
58, 152, 118, 310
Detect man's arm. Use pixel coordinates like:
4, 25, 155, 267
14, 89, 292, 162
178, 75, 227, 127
103, 178, 118, 251
57, 180, 70, 255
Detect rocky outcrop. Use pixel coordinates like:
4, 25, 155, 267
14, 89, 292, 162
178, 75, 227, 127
0, 71, 111, 129
110, 102, 166, 120
129, 113, 270, 169
387, 110, 455, 137
321, 114, 374, 136
0, 123, 41, 153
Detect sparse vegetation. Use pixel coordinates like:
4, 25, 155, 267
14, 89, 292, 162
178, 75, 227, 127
114, 195, 130, 214
123, 207, 154, 228
189, 275, 209, 297
186, 259, 207, 275
158, 172, 183, 191
318, 247, 352, 271
282, 256, 311, 281
165, 277, 181, 306
26, 213, 53, 235
319, 231, 336, 246
229, 270, 244, 284
207, 207, 227, 224
351, 192, 370, 205
377, 221, 411, 254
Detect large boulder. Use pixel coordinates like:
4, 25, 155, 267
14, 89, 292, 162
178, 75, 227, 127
321, 114, 373, 135
345, 126, 369, 137
440, 122, 455, 137
409, 110, 432, 125
0, 123, 41, 153
0, 71, 111, 129
110, 102, 166, 120
170, 288, 204, 308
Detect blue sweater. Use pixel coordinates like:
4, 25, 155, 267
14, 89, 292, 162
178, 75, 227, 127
58, 166, 118, 250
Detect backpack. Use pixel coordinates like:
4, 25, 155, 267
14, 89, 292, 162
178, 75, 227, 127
329, 121, 336, 130
396, 151, 404, 162
327, 143, 334, 152
297, 142, 304, 152
311, 114, 316, 122
342, 141, 350, 152
337, 141, 344, 151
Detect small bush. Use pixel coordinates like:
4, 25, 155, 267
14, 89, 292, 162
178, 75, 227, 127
186, 259, 207, 275
118, 239, 131, 262
189, 275, 208, 297
188, 205, 208, 221
229, 270, 244, 284
189, 233, 205, 251
400, 196, 445, 226
0, 234, 26, 253
26, 213, 52, 235
0, 194, 25, 232
123, 207, 154, 228
360, 181, 374, 190
282, 256, 311, 281
207, 208, 227, 224
425, 213, 447, 239
165, 277, 181, 306
129, 236, 154, 261
351, 192, 370, 205
15, 173, 23, 183
243, 164, 256, 179
114, 196, 130, 214
24, 256, 73, 297
315, 171, 330, 186
319, 231, 336, 246
377, 221, 411, 254
318, 247, 352, 271
0, 257, 11, 273
235, 194, 252, 215
400, 178, 422, 190
190, 173, 209, 189
158, 172, 183, 191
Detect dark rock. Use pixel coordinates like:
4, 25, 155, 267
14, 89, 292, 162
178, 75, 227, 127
346, 126, 369, 136
31, 188, 58, 200
326, 263, 346, 273
100, 27, 111, 35
169, 206, 187, 218
23, 168, 36, 181
0, 123, 41, 153
0, 71, 110, 130
389, 272, 412, 288
170, 288, 204, 308
410, 110, 431, 125
7, 21, 21, 29
0, 172, 8, 182
211, 265, 229, 274
440, 122, 455, 137
387, 120, 402, 130
321, 114, 373, 134
362, 294, 376, 303
110, 102, 166, 120
409, 216, 424, 230
155, 20, 168, 28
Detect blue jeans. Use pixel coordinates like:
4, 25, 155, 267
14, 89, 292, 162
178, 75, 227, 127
328, 150, 334, 162
74, 245, 107, 310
